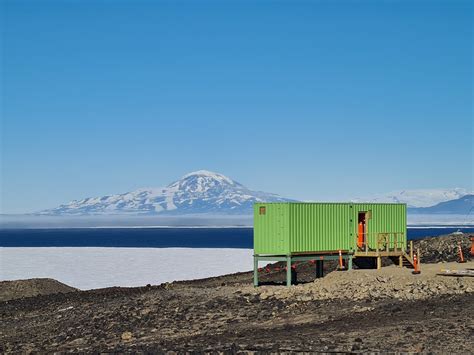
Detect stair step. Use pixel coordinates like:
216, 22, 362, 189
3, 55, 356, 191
390, 253, 416, 269
389, 257, 415, 268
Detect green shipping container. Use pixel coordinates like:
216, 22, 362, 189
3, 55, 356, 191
254, 202, 407, 255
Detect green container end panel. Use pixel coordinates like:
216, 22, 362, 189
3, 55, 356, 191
254, 203, 290, 255
254, 202, 407, 255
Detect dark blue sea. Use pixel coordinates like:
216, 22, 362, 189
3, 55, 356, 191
0, 227, 473, 248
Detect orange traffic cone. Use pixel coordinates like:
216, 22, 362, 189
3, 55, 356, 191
471, 237, 474, 257
457, 242, 466, 263
412, 253, 421, 275
337, 250, 346, 271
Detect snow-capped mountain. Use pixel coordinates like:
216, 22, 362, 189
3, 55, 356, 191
39, 171, 471, 216
39, 170, 294, 216
353, 188, 472, 208
408, 195, 474, 215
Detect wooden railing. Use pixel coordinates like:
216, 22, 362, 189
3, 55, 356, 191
357, 232, 406, 253
376, 232, 405, 252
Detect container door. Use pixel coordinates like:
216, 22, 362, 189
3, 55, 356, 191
254, 203, 289, 255
357, 212, 367, 249
355, 210, 372, 250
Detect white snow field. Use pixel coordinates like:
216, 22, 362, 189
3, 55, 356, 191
0, 247, 253, 290
408, 214, 473, 225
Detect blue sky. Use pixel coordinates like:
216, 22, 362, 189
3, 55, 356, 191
1, 0, 472, 214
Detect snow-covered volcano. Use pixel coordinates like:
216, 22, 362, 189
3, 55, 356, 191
39, 170, 293, 216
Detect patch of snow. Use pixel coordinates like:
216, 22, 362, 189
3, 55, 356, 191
153, 204, 164, 212
0, 247, 253, 290
182, 170, 235, 185
407, 213, 474, 226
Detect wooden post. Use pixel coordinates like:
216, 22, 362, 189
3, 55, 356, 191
348, 256, 353, 270
399, 255, 403, 268
457, 242, 466, 263
253, 256, 258, 287
410, 241, 414, 260
366, 222, 369, 251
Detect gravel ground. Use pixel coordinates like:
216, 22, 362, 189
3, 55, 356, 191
0, 279, 77, 302
1, 233, 473, 353
256, 261, 474, 302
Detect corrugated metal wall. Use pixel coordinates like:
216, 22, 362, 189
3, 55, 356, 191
351, 203, 407, 249
289, 203, 352, 252
253, 203, 289, 254
253, 202, 406, 255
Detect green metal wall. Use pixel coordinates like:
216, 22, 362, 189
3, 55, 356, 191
254, 202, 406, 255
289, 203, 352, 253
253, 203, 290, 255
350, 203, 407, 250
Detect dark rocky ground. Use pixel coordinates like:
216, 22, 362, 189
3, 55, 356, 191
1, 233, 473, 353
414, 232, 472, 263
0, 278, 77, 302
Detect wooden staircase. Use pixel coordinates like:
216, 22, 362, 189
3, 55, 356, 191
353, 233, 418, 270
390, 251, 415, 269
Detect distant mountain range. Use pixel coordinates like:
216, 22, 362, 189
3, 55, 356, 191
38, 170, 472, 216
39, 170, 293, 216
353, 188, 472, 208
407, 195, 473, 215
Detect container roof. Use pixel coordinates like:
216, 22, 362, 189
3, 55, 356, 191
254, 202, 407, 206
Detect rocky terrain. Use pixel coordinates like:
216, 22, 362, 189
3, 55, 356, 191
0, 279, 77, 302
414, 232, 472, 263
257, 262, 473, 302
1, 233, 473, 353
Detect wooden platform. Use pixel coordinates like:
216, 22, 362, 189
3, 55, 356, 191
353, 250, 415, 269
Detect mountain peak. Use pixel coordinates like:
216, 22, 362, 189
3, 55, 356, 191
182, 170, 227, 179
179, 170, 236, 185
39, 170, 292, 216
167, 170, 240, 192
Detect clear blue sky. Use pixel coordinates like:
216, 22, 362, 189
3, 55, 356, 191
1, 0, 472, 214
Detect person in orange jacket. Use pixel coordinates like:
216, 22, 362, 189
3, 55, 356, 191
358, 222, 364, 249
